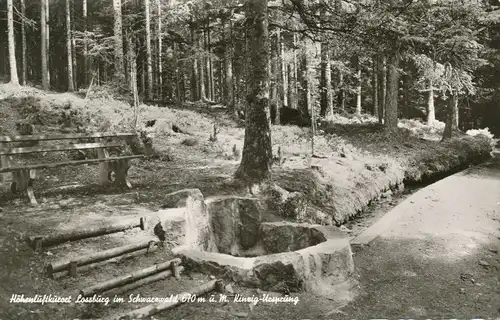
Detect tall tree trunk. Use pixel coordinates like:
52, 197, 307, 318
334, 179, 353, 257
338, 71, 345, 112
190, 25, 199, 101
21, 0, 26, 85
372, 57, 378, 117
7, 0, 19, 85
199, 32, 206, 101
355, 65, 362, 115
378, 55, 386, 124
145, 0, 153, 100
224, 20, 234, 110
157, 0, 163, 100
402, 73, 410, 118
235, 0, 272, 182
292, 32, 299, 110
384, 55, 399, 130
320, 41, 332, 118
41, 0, 49, 90
300, 45, 310, 119
83, 0, 88, 86
207, 20, 214, 101
174, 42, 181, 106
66, 0, 74, 91
274, 29, 281, 124
427, 80, 436, 125
442, 91, 458, 140
45, 0, 50, 86
113, 0, 125, 83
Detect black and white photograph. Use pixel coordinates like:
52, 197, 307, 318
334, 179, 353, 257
0, 0, 499, 319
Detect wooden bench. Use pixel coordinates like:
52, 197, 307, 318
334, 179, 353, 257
0, 132, 145, 205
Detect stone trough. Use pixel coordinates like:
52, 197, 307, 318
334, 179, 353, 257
144, 189, 355, 296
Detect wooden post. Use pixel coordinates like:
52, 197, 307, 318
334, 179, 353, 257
34, 236, 43, 253
140, 217, 146, 230
69, 261, 78, 277
147, 240, 155, 254
0, 142, 13, 192
215, 279, 224, 293
171, 259, 180, 279
27, 169, 37, 205
96, 138, 111, 184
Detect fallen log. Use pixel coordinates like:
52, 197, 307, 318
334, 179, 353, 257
47, 240, 158, 278
52, 245, 159, 279
114, 279, 221, 320
80, 257, 181, 297
28, 217, 146, 249
106, 266, 185, 296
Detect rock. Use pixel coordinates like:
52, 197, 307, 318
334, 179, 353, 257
208, 197, 263, 254
381, 190, 393, 199
479, 260, 490, 267
210, 275, 215, 280
225, 284, 235, 294
260, 222, 327, 254
489, 248, 498, 254
161, 189, 204, 209
279, 192, 307, 220
208, 198, 240, 255
459, 288, 465, 294
238, 199, 262, 250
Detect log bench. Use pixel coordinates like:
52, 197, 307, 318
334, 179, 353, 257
0, 132, 144, 204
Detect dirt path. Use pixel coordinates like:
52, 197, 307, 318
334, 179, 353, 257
340, 153, 500, 318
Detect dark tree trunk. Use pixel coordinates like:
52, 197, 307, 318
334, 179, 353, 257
372, 56, 378, 117
384, 55, 399, 130
442, 91, 458, 140
377, 55, 386, 124
235, 0, 272, 182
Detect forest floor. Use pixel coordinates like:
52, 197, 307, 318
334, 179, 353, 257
0, 83, 497, 319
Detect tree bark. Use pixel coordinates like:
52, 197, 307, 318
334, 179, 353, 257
45, 0, 50, 86
190, 24, 199, 101
427, 80, 436, 125
7, 0, 19, 85
66, 0, 74, 91
83, 0, 88, 86
320, 41, 332, 118
21, 0, 26, 85
207, 20, 215, 101
113, 0, 125, 83
145, 0, 153, 100
224, 20, 234, 110
442, 91, 458, 140
199, 32, 207, 101
292, 32, 299, 110
377, 55, 386, 124
274, 29, 281, 124
156, 0, 163, 100
372, 57, 378, 117
384, 55, 399, 130
402, 73, 410, 118
235, 0, 272, 182
41, 0, 49, 90
355, 57, 362, 115
338, 71, 345, 112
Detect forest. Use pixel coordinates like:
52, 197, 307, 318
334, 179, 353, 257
1, 0, 500, 134
1, 1, 500, 319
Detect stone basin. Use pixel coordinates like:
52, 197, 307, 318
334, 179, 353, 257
145, 190, 355, 295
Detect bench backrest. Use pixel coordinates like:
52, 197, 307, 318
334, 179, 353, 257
0, 132, 136, 143
0, 132, 137, 156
